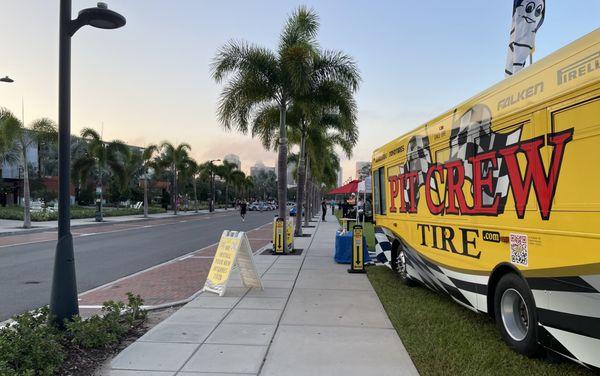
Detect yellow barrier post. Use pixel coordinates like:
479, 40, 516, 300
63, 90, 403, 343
348, 224, 366, 273
273, 217, 285, 254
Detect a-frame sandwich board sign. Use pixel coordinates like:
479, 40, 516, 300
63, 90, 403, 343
203, 230, 263, 296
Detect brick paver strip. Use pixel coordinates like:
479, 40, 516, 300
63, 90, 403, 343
0, 231, 56, 247
78, 222, 273, 307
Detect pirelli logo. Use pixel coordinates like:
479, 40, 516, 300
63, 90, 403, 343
557, 51, 600, 85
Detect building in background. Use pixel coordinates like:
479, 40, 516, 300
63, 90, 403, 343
250, 161, 276, 178
355, 161, 371, 180
337, 168, 343, 187
223, 153, 241, 169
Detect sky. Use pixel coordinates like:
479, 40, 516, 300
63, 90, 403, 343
1, 1, 598, 181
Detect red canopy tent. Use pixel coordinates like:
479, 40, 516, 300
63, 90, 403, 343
327, 180, 360, 195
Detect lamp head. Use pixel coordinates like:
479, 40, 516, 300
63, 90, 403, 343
77, 2, 126, 30
0, 76, 14, 83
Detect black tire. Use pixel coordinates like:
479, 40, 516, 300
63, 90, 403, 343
494, 273, 540, 356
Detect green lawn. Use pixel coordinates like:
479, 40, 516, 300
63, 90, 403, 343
367, 266, 594, 376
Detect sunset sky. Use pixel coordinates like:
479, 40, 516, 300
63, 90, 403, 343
1, 1, 598, 181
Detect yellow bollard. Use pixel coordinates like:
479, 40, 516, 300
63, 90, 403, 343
273, 218, 285, 254
348, 225, 366, 273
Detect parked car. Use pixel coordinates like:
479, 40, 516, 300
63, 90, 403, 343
248, 202, 259, 211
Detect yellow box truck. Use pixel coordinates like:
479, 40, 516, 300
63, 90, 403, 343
371, 28, 600, 369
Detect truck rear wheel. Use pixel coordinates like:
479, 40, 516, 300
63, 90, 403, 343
391, 242, 416, 287
494, 273, 540, 356
397, 248, 416, 286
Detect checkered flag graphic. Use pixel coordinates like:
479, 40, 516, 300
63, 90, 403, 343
449, 104, 522, 210
401, 135, 438, 209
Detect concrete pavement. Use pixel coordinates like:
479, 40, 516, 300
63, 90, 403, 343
108, 212, 419, 375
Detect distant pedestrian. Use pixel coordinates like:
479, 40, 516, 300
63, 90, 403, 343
321, 199, 327, 221
240, 200, 247, 222
330, 200, 335, 215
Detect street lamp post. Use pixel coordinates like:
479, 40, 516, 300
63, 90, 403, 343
209, 159, 220, 212
50, 0, 125, 327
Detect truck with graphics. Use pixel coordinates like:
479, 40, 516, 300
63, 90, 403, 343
371, 28, 600, 369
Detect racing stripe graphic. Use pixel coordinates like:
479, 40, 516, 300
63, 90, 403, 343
531, 279, 600, 369
401, 242, 483, 311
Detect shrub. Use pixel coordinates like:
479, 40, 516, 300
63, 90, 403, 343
0, 293, 147, 375
0, 307, 65, 376
0, 205, 165, 221
123, 293, 147, 326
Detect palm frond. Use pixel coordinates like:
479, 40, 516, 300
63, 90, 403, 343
279, 6, 319, 51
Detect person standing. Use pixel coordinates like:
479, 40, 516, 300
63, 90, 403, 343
240, 199, 247, 222
321, 199, 327, 221
330, 200, 335, 215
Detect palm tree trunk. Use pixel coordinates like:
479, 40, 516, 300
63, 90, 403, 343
193, 177, 198, 213
22, 148, 31, 229
277, 101, 288, 250
304, 161, 311, 227
173, 164, 178, 215
225, 184, 229, 210
143, 174, 149, 218
294, 131, 307, 236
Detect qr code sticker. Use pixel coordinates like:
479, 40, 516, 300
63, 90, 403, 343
510, 233, 528, 266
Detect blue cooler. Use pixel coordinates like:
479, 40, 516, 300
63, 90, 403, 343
334, 230, 370, 264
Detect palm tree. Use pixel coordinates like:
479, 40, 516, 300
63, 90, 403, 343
241, 175, 254, 200
141, 144, 158, 217
230, 169, 246, 202
71, 128, 130, 220
0, 109, 20, 179
156, 142, 191, 215
252, 83, 358, 234
216, 160, 239, 209
0, 108, 57, 228
216, 8, 360, 236
212, 6, 325, 249
179, 157, 201, 213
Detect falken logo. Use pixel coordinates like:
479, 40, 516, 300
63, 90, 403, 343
557, 51, 600, 85
387, 104, 574, 221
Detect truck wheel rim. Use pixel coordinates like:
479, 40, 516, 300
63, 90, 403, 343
398, 250, 408, 279
500, 288, 529, 341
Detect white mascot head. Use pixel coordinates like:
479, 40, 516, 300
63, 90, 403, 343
513, 0, 545, 36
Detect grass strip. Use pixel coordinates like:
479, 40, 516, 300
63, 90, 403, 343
366, 265, 594, 376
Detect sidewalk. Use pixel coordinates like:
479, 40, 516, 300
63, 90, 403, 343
0, 208, 226, 236
108, 212, 418, 375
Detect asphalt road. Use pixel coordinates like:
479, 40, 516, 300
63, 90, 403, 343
0, 210, 275, 321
